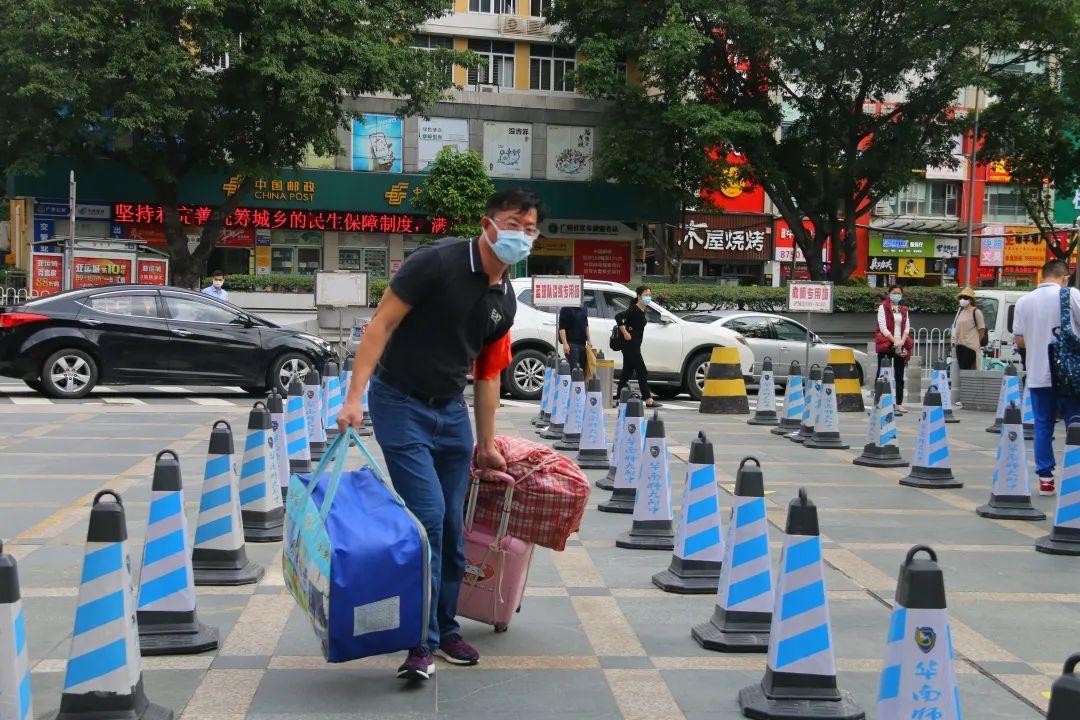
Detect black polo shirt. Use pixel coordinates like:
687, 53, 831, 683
377, 237, 516, 399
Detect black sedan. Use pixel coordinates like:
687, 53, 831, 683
0, 285, 337, 398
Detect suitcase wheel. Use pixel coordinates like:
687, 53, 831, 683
516, 605, 522, 614
494, 623, 508, 633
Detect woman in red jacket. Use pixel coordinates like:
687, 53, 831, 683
875, 284, 913, 414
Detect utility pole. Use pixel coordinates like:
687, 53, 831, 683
63, 171, 76, 292
963, 82, 982, 288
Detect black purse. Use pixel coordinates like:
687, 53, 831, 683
609, 323, 624, 351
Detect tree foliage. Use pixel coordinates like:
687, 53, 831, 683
414, 147, 494, 239
0, 0, 469, 286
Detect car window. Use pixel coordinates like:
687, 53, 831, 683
1006, 303, 1014, 334
164, 295, 242, 324
773, 319, 808, 342
975, 297, 999, 333
88, 293, 160, 318
516, 288, 602, 318
604, 292, 662, 323
724, 317, 773, 338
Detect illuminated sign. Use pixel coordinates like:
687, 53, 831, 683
112, 203, 447, 235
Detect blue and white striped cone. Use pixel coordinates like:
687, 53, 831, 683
266, 391, 290, 501
877, 545, 961, 720
789, 365, 821, 444
599, 398, 645, 514
654, 432, 723, 593
877, 365, 897, 410
533, 353, 557, 427
136, 451, 218, 655
772, 362, 804, 435
805, 367, 849, 450
986, 365, 1020, 433
540, 360, 573, 440
357, 380, 373, 437
692, 456, 773, 652
931, 360, 958, 424
976, 404, 1046, 521
0, 541, 32, 720
617, 411, 675, 550
1020, 379, 1035, 441
1047, 653, 1080, 719
340, 357, 352, 396
285, 378, 312, 477
191, 421, 264, 586
239, 403, 284, 543
598, 388, 633, 489
749, 357, 780, 426
854, 379, 909, 468
555, 367, 588, 451
900, 390, 961, 489
1036, 424, 1080, 554
576, 377, 610, 470
322, 361, 342, 441
303, 369, 327, 461
739, 488, 865, 720
43, 491, 174, 720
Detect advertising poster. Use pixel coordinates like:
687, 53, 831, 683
352, 114, 403, 172
980, 224, 1005, 267
546, 125, 593, 181
137, 259, 169, 285
483, 122, 531, 178
418, 118, 470, 171
30, 254, 63, 296
573, 240, 631, 282
1003, 230, 1047, 267
73, 256, 133, 289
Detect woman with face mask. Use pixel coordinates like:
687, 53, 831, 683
874, 284, 912, 413
614, 286, 661, 408
952, 287, 986, 370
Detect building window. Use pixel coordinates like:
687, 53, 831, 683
411, 34, 454, 83
529, 45, 576, 92
470, 0, 515, 13
984, 184, 1029, 222
468, 40, 515, 88
530, 0, 554, 17
888, 181, 959, 217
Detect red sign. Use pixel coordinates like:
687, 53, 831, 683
218, 227, 255, 248
774, 219, 832, 263
137, 259, 168, 285
124, 225, 168, 247
112, 203, 447, 235
73, 257, 133, 290
701, 151, 766, 213
574, 240, 631, 282
30, 254, 63, 297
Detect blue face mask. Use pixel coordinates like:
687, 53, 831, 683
642, 296, 652, 306
487, 222, 532, 265
890, 294, 902, 304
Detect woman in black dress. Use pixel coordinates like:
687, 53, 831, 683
615, 285, 661, 408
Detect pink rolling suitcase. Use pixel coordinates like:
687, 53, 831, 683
458, 470, 534, 632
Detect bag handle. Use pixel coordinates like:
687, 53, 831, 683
293, 427, 404, 523
465, 469, 515, 541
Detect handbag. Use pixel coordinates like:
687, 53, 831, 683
283, 429, 430, 662
584, 345, 597, 381
608, 323, 624, 352
1050, 287, 1080, 399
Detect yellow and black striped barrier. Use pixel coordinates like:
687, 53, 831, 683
826, 348, 865, 412
699, 347, 749, 414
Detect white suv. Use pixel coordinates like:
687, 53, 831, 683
504, 279, 754, 400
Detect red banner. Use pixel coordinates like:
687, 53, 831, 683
73, 257, 132, 290
137, 259, 168, 285
574, 240, 630, 282
218, 227, 255, 248
30, 254, 63, 297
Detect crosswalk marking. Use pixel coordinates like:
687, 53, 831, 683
100, 396, 147, 405
188, 397, 236, 406
150, 386, 192, 393
8, 396, 53, 405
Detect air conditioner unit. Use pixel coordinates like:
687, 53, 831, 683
500, 17, 526, 35
478, 85, 497, 93
526, 18, 549, 35
874, 201, 893, 215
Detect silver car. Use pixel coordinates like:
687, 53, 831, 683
681, 311, 870, 385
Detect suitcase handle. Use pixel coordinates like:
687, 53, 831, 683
465, 469, 515, 540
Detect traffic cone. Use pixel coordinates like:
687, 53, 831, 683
772, 361, 804, 436
266, 390, 290, 501
598, 388, 633, 488
533, 353, 557, 427
692, 457, 773, 652
0, 540, 32, 720
699, 347, 750, 414
986, 365, 1020, 434
285, 378, 313, 478
1047, 653, 1080, 720
191, 421, 264, 586
853, 379, 909, 468
900, 390, 961, 489
43, 490, 175, 720
749, 357, 780, 426
576, 377, 610, 470
1036, 424, 1080, 555
976, 404, 1046, 521
653, 432, 723, 593
540, 360, 572, 439
789, 365, 821, 444
876, 545, 961, 720
616, 411, 675, 550
738, 488, 865, 720
598, 398, 645, 514
1020, 379, 1035, 441
322, 361, 342, 441
340, 356, 352, 392
136, 451, 218, 655
554, 367, 587, 451
931, 360, 958, 424
239, 403, 284, 543
303, 368, 326, 460
876, 365, 897, 407
826, 348, 865, 412
804, 367, 849, 450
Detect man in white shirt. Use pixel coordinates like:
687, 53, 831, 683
202, 270, 229, 302
1012, 259, 1080, 495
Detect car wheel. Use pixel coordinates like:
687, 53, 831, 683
684, 350, 712, 402
507, 348, 547, 400
40, 349, 98, 399
270, 352, 313, 395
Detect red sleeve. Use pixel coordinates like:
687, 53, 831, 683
473, 332, 512, 381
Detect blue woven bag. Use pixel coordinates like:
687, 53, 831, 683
1050, 287, 1080, 400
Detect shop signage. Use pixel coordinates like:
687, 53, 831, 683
683, 223, 767, 253
980, 224, 1005, 267
33, 200, 111, 221
36, 220, 54, 243
112, 203, 447, 236
925, 157, 967, 181
531, 238, 575, 257
574, 240, 631, 282
681, 212, 772, 261
869, 234, 935, 258
868, 257, 897, 273
384, 181, 418, 206
531, 275, 583, 308
701, 151, 766, 214
934, 238, 960, 258
1003, 231, 1047, 267
986, 159, 1011, 183
897, 257, 926, 278
483, 122, 531, 179
543, 220, 636, 240
137, 259, 169, 285
546, 126, 593, 181
787, 280, 834, 313
418, 117, 470, 171
774, 219, 831, 263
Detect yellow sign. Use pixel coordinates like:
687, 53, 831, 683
987, 159, 1011, 183
719, 167, 745, 198
222, 175, 244, 196
899, 257, 926, 278
254, 246, 271, 275
531, 237, 575, 256
1004, 230, 1046, 267
384, 182, 410, 206
251, 177, 315, 202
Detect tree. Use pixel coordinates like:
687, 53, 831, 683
0, 0, 470, 287
414, 147, 494, 239
551, 0, 1079, 281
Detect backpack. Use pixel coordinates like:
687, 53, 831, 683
609, 323, 624, 351
1049, 287, 1080, 399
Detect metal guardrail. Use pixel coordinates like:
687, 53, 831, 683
1, 287, 35, 305
911, 327, 953, 379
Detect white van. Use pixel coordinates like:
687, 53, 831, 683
973, 289, 1029, 365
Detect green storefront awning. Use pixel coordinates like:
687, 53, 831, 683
1055, 189, 1079, 226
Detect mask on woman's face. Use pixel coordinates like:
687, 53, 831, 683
641, 296, 652, 306
958, 298, 970, 308
890, 294, 902, 304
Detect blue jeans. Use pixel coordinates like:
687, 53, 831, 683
368, 377, 474, 651
1028, 387, 1080, 478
